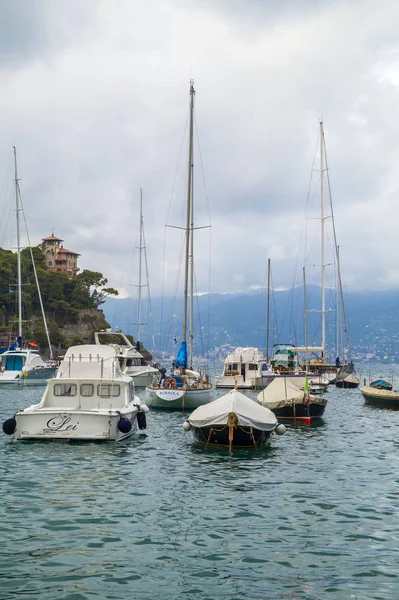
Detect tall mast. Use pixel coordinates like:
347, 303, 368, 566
320, 121, 326, 362
182, 80, 195, 366
14, 146, 22, 338
137, 188, 144, 350
303, 266, 308, 373
336, 245, 340, 361
189, 118, 194, 369
266, 257, 271, 362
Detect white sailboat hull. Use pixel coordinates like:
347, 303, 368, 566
145, 387, 213, 410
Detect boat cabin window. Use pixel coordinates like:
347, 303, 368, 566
248, 364, 256, 370
127, 358, 142, 367
80, 384, 94, 397
261, 364, 268, 371
54, 383, 77, 397
97, 384, 120, 398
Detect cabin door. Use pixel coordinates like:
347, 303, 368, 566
241, 364, 245, 380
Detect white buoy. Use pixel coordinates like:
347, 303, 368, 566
182, 420, 192, 431
275, 424, 286, 435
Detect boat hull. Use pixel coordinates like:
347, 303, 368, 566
130, 371, 160, 387
0, 367, 58, 385
145, 387, 213, 410
335, 380, 359, 389
192, 425, 273, 448
215, 377, 254, 390
361, 386, 399, 408
215, 374, 274, 390
271, 402, 326, 425
12, 408, 139, 441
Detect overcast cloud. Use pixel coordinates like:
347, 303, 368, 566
0, 0, 398, 296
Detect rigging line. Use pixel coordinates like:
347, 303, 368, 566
270, 269, 279, 343
162, 233, 185, 353
18, 183, 53, 359
290, 133, 319, 301
165, 111, 190, 227
0, 153, 14, 208
323, 134, 351, 357
161, 117, 191, 353
142, 226, 157, 359
160, 224, 167, 354
192, 264, 210, 369
1, 190, 14, 248
206, 216, 212, 367
285, 130, 320, 344
194, 114, 212, 224
192, 265, 206, 361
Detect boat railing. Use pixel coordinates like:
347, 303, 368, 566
58, 354, 117, 380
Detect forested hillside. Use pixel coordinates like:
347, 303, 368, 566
0, 246, 118, 350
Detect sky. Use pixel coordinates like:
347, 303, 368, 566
0, 0, 399, 297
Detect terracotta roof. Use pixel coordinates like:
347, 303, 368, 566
42, 234, 64, 242
57, 246, 80, 256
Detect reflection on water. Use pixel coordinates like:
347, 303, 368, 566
1, 367, 399, 599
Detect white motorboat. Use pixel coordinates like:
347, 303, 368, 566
94, 330, 160, 387
215, 347, 272, 389
183, 388, 286, 450
144, 81, 212, 410
2, 345, 149, 442
0, 342, 57, 385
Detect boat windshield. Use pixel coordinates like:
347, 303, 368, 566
4, 355, 24, 371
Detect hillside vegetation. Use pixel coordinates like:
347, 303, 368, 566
0, 246, 118, 350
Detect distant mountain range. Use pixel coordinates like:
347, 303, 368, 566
103, 287, 399, 362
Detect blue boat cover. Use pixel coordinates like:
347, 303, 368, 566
0, 336, 22, 355
175, 341, 188, 368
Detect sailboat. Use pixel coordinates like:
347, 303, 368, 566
258, 123, 335, 422
94, 189, 161, 387
0, 147, 57, 385
145, 81, 213, 410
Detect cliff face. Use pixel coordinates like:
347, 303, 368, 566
58, 309, 110, 347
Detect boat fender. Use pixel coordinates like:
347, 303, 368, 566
275, 424, 286, 436
137, 411, 147, 430
164, 377, 177, 389
182, 420, 192, 431
3, 416, 17, 435
117, 417, 132, 433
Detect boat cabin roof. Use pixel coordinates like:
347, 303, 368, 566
225, 347, 265, 363
58, 345, 121, 380
94, 331, 144, 359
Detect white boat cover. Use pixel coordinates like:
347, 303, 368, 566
257, 377, 327, 410
188, 389, 277, 430
342, 374, 360, 384
361, 386, 399, 400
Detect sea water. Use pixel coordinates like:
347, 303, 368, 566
0, 365, 398, 600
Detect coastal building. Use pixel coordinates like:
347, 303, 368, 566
41, 234, 80, 277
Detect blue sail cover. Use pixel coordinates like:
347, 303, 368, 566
0, 337, 22, 355
175, 341, 188, 368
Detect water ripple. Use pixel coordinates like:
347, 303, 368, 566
1, 380, 399, 598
